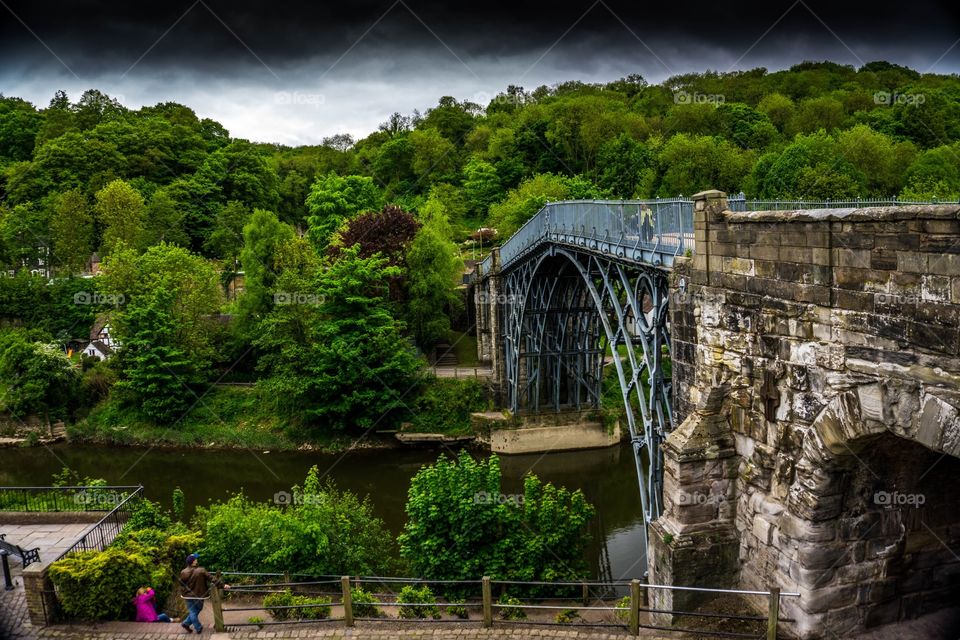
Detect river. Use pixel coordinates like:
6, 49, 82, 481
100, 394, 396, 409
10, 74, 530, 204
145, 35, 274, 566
0, 442, 647, 581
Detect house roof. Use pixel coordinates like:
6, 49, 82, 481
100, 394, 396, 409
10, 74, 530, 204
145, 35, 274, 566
87, 340, 114, 356
89, 313, 111, 341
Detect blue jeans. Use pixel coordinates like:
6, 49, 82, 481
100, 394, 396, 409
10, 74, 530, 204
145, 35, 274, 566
184, 599, 204, 631
155, 613, 171, 623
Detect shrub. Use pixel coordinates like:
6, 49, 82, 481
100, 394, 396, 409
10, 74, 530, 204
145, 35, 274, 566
263, 590, 332, 621
397, 585, 441, 619
48, 547, 160, 620
556, 608, 581, 623
399, 452, 594, 590
409, 378, 487, 435
615, 595, 630, 622
446, 602, 469, 619
497, 594, 526, 620
195, 466, 395, 576
125, 498, 172, 531
351, 587, 383, 618
247, 615, 264, 626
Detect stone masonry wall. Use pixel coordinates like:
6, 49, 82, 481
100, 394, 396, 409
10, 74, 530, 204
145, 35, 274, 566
652, 190, 960, 639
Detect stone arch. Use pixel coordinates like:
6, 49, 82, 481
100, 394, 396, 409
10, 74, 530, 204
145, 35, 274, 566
776, 385, 960, 639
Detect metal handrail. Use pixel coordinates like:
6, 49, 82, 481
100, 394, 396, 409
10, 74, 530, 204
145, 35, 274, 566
0, 486, 142, 512
52, 486, 144, 561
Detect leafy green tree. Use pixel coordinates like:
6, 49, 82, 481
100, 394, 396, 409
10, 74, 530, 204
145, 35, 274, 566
656, 134, 754, 197
410, 128, 458, 186
305, 173, 381, 248
50, 189, 94, 273
0, 330, 79, 424
256, 247, 421, 431
757, 93, 795, 132
102, 243, 223, 400
95, 179, 145, 253
406, 205, 462, 348
142, 188, 189, 248
900, 143, 960, 199
204, 200, 249, 263
238, 209, 295, 323
398, 452, 594, 584
0, 97, 42, 163
112, 285, 202, 422
462, 158, 503, 215
489, 173, 599, 236
749, 130, 863, 198
593, 134, 654, 197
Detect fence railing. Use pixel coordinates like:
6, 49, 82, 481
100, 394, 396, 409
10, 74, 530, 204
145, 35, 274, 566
476, 194, 957, 276
0, 485, 141, 513
213, 572, 799, 639
52, 486, 143, 561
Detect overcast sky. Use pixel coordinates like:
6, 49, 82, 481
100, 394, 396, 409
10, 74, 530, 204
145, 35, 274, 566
1, 0, 958, 145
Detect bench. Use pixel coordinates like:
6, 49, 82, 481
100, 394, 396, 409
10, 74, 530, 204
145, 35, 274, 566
0, 533, 41, 567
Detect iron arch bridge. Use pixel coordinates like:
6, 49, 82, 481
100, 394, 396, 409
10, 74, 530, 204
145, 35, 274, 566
476, 199, 695, 540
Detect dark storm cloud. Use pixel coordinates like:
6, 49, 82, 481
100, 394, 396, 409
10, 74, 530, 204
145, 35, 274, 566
1, 0, 958, 143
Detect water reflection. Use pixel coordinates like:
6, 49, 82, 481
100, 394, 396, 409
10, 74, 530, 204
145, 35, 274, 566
0, 442, 646, 580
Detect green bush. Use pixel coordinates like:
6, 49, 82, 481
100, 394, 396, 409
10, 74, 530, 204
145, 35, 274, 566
262, 590, 332, 620
399, 452, 594, 591
397, 585, 441, 619
556, 608, 581, 623
48, 547, 160, 620
195, 466, 395, 576
350, 587, 383, 618
497, 594, 526, 620
409, 377, 487, 435
125, 498, 171, 531
615, 595, 630, 622
446, 602, 469, 619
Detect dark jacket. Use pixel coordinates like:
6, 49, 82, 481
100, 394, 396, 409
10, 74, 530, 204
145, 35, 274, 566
179, 566, 221, 598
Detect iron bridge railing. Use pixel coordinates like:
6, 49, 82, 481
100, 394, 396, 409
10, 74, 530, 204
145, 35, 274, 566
476, 193, 959, 275
479, 198, 695, 275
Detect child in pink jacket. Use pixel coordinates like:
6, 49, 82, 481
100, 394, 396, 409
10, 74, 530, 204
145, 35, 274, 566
132, 586, 172, 623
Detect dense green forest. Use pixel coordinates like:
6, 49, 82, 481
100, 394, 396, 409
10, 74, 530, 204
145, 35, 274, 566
1, 60, 959, 440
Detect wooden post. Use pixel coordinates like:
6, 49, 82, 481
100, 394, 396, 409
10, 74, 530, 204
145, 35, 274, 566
629, 579, 640, 636
767, 587, 780, 640
211, 572, 225, 633
581, 582, 589, 606
482, 576, 492, 628
341, 576, 354, 627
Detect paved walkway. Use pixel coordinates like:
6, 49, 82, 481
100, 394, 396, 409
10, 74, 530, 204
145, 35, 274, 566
31, 628, 644, 640
2, 523, 93, 564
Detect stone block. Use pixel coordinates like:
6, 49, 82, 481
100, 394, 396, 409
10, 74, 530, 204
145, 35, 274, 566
922, 234, 960, 254
870, 248, 898, 270
922, 274, 952, 302
922, 219, 960, 234
897, 251, 928, 273
834, 268, 868, 290
781, 246, 813, 263
908, 321, 959, 355
928, 253, 960, 276
749, 244, 779, 261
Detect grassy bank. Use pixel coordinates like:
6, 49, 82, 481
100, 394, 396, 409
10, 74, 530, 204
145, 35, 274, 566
68, 386, 367, 452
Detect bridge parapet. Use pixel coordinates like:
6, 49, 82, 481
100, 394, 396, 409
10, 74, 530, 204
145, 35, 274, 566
655, 192, 960, 638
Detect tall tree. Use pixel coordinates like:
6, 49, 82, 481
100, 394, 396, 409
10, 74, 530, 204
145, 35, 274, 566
305, 173, 381, 248
50, 189, 94, 273
406, 203, 462, 349
95, 179, 145, 253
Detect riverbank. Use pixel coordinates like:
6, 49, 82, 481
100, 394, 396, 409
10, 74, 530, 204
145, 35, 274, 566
61, 385, 396, 453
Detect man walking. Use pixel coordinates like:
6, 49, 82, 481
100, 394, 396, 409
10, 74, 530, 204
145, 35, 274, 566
179, 553, 228, 634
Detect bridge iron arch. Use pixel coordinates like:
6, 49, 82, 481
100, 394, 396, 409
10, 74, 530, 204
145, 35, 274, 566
499, 245, 675, 536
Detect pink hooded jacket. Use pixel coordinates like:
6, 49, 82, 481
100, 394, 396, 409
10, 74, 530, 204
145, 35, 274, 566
132, 588, 160, 622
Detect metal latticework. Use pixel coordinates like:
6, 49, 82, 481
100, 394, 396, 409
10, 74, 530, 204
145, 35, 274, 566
499, 244, 674, 534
